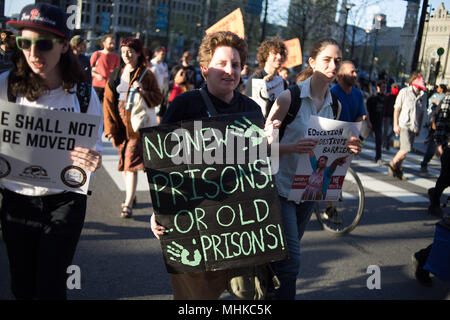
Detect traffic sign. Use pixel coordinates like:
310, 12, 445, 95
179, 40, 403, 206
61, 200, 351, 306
437, 47, 444, 56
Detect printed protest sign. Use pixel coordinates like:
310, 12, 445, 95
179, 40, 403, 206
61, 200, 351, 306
206, 8, 245, 39
282, 38, 302, 69
141, 112, 287, 274
0, 102, 101, 194
251, 76, 285, 116
288, 116, 361, 202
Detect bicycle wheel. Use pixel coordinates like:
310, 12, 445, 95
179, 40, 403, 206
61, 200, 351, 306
314, 167, 365, 235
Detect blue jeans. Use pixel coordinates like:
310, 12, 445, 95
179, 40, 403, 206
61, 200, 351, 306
271, 196, 315, 300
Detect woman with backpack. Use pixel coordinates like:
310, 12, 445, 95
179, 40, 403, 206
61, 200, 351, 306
103, 37, 162, 218
265, 38, 362, 299
0, 3, 102, 300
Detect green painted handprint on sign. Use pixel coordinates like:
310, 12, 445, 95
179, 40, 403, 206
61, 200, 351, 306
230, 116, 266, 150
166, 239, 202, 267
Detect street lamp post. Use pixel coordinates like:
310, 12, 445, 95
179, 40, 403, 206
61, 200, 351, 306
361, 28, 371, 69
341, 2, 355, 58
419, 5, 434, 72
369, 14, 383, 82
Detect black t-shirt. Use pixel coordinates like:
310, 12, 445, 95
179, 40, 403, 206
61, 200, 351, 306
162, 87, 264, 124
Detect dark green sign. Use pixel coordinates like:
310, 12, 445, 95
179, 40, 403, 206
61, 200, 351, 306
141, 112, 287, 274
437, 47, 444, 56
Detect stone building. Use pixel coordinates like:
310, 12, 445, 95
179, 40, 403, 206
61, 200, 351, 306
418, 2, 450, 85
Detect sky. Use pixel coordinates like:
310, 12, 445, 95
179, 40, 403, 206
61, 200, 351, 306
4, 0, 449, 30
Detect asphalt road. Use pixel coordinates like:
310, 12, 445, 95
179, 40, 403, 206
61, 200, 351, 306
0, 133, 449, 300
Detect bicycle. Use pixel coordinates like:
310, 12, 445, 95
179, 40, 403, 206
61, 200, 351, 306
313, 167, 365, 235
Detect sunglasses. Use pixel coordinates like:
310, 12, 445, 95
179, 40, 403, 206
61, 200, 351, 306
16, 36, 62, 52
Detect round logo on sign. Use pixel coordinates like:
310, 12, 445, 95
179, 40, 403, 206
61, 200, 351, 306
61, 165, 87, 188
0, 156, 11, 178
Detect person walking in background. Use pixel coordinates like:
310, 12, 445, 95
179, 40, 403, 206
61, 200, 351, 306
70, 35, 91, 83
265, 38, 362, 299
411, 94, 449, 287
150, 46, 169, 122
388, 73, 427, 181
421, 84, 447, 173
150, 46, 169, 93
0, 29, 16, 74
279, 67, 293, 87
427, 94, 449, 218
90, 34, 120, 103
103, 38, 162, 218
0, 3, 102, 300
331, 61, 367, 123
383, 82, 398, 150
245, 37, 288, 117
158, 65, 193, 119
179, 50, 198, 88
367, 80, 387, 165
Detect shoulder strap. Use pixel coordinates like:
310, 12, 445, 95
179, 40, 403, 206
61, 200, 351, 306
279, 84, 301, 140
138, 68, 148, 83
77, 82, 92, 113
199, 88, 218, 117
331, 91, 339, 120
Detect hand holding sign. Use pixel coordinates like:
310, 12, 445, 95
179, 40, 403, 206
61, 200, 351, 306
346, 136, 362, 155
70, 146, 102, 172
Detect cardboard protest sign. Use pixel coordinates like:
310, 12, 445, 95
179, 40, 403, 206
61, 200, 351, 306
0, 102, 101, 194
141, 112, 287, 274
282, 38, 302, 69
288, 116, 361, 202
206, 8, 245, 39
251, 76, 285, 116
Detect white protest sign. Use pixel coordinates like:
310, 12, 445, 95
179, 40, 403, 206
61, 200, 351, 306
251, 76, 284, 116
0, 102, 101, 194
288, 116, 361, 202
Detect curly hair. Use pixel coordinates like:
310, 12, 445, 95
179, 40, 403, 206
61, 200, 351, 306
197, 31, 248, 70
256, 37, 288, 68
9, 35, 86, 101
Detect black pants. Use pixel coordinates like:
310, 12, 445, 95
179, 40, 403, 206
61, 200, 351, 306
435, 146, 450, 197
0, 189, 86, 300
93, 86, 104, 103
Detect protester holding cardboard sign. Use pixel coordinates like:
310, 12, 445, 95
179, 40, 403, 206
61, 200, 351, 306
265, 38, 362, 299
0, 3, 102, 300
150, 31, 268, 300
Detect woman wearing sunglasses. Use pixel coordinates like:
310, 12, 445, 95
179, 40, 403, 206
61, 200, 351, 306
0, 3, 102, 300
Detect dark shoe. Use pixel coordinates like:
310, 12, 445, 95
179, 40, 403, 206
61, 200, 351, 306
428, 188, 440, 208
420, 165, 428, 173
396, 167, 407, 180
321, 207, 342, 224
411, 253, 432, 287
428, 205, 443, 218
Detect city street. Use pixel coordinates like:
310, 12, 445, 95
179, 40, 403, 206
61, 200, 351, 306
0, 131, 449, 300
